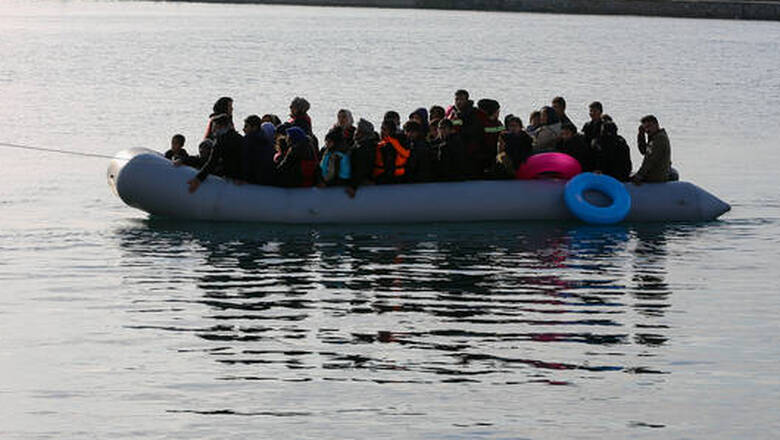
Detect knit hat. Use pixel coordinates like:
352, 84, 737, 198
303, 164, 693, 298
357, 118, 374, 134
260, 122, 276, 142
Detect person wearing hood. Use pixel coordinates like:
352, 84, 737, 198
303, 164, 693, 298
241, 115, 276, 185
289, 97, 313, 136
476, 98, 503, 178
403, 120, 434, 183
631, 114, 671, 184
275, 126, 317, 187
447, 89, 484, 176
204, 96, 234, 140
492, 131, 533, 179
432, 118, 466, 181
188, 114, 244, 193
408, 108, 430, 137
346, 118, 380, 198
595, 121, 632, 182
319, 126, 352, 186
373, 119, 410, 185
335, 109, 356, 148
533, 106, 562, 151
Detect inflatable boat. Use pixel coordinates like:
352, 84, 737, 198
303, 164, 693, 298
107, 148, 731, 224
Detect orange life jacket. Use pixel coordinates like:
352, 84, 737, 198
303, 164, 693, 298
373, 136, 410, 178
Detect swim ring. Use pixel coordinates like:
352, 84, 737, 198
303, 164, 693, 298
564, 172, 631, 224
516, 152, 582, 180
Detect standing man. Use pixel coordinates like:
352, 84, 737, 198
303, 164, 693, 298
631, 114, 671, 184
552, 96, 574, 127
581, 101, 603, 148
448, 89, 484, 178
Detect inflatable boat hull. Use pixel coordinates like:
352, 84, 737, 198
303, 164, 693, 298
107, 149, 730, 224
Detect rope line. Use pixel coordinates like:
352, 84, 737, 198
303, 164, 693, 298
0, 141, 117, 159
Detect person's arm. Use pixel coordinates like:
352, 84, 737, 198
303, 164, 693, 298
637, 126, 648, 155
187, 142, 221, 193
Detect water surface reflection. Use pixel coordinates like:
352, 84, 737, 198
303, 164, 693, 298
116, 220, 701, 386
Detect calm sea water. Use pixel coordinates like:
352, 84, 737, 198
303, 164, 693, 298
2, 1, 780, 438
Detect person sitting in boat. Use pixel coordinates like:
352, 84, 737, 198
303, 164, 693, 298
408, 107, 430, 139
492, 131, 533, 179
241, 115, 276, 185
288, 97, 313, 136
533, 106, 562, 151
335, 109, 356, 148
188, 114, 244, 193
261, 114, 282, 127
346, 118, 380, 198
447, 89, 484, 178
504, 115, 534, 154
403, 120, 434, 183
204, 96, 234, 140
526, 110, 541, 138
275, 126, 318, 187
429, 105, 445, 123
582, 101, 604, 148
164, 134, 188, 161
373, 119, 410, 185
555, 123, 597, 171
319, 126, 352, 186
432, 118, 466, 181
595, 121, 632, 182
476, 98, 503, 178
552, 96, 575, 127
631, 114, 672, 184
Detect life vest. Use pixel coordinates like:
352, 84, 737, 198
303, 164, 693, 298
320, 150, 351, 182
373, 136, 410, 178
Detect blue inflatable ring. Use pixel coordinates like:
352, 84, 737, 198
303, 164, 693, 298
564, 172, 631, 224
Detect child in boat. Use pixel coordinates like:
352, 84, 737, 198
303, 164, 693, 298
164, 134, 188, 161
319, 127, 352, 186
432, 119, 466, 181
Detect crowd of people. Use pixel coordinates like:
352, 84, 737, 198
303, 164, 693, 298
164, 91, 673, 197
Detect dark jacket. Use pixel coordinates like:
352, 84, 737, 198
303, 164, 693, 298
406, 138, 434, 183
449, 102, 484, 176
582, 119, 602, 148
196, 129, 244, 182
636, 128, 671, 182
556, 133, 597, 172
242, 131, 276, 185
350, 131, 379, 188
275, 137, 317, 187
596, 134, 632, 182
433, 134, 467, 181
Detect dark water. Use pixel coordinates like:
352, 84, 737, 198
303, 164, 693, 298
2, 0, 780, 438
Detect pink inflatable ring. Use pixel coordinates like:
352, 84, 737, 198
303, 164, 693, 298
515, 152, 582, 180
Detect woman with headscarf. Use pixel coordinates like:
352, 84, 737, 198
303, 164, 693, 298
204, 96, 234, 140
335, 109, 356, 148
532, 106, 562, 152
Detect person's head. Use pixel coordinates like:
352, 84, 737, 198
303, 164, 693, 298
213, 97, 233, 116
285, 126, 307, 145
589, 101, 603, 121
211, 114, 232, 135
260, 122, 276, 142
437, 118, 454, 138
324, 126, 344, 149
403, 120, 424, 141
428, 119, 440, 138
506, 116, 523, 134
198, 139, 214, 158
355, 118, 375, 141
261, 113, 282, 127
640, 114, 660, 135
529, 111, 541, 127
552, 96, 566, 117
381, 119, 398, 138
290, 97, 310, 118
429, 105, 445, 121
383, 111, 400, 128
560, 123, 577, 140
477, 99, 500, 120
409, 108, 428, 127
337, 109, 354, 128
171, 134, 185, 151
601, 121, 618, 138
540, 106, 559, 125
243, 114, 262, 135
601, 114, 613, 123
454, 89, 470, 111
